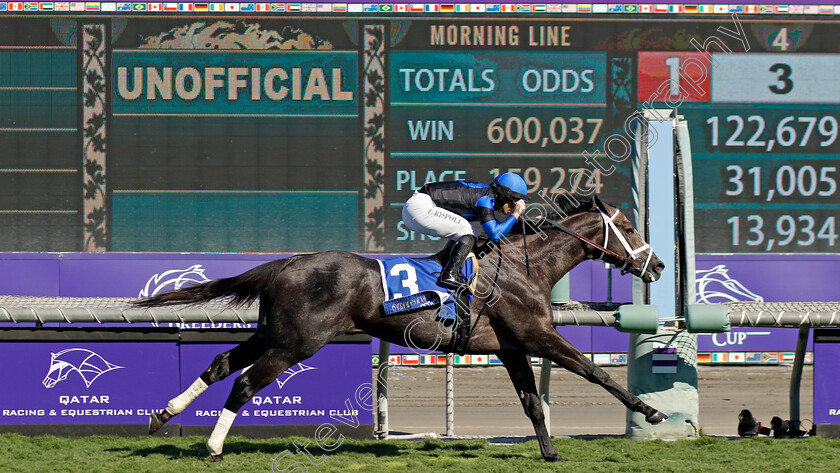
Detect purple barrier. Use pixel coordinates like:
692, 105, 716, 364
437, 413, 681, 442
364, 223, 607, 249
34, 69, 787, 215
814, 329, 840, 433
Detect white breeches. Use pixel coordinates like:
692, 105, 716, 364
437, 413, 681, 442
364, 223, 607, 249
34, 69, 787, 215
402, 191, 474, 241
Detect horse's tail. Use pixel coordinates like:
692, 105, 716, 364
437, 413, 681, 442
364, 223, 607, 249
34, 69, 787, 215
132, 258, 291, 308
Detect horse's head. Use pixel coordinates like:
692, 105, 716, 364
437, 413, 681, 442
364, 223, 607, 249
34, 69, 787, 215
591, 196, 664, 284
536, 192, 664, 284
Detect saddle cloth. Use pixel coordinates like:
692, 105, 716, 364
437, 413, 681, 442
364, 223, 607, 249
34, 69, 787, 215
377, 254, 477, 319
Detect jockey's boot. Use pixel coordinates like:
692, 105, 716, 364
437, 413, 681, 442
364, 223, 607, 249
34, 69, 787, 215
438, 234, 476, 290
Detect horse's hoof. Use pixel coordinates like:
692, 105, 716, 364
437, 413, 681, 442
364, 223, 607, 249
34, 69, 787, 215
646, 411, 669, 424
148, 412, 164, 435
210, 453, 224, 462
544, 453, 567, 462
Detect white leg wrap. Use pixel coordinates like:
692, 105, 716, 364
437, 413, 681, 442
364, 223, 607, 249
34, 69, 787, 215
165, 378, 209, 415
207, 408, 237, 457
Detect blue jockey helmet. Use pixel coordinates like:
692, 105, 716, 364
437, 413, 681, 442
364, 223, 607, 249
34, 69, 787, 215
491, 172, 529, 202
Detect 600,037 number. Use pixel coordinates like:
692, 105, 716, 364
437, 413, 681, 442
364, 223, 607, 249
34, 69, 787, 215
487, 116, 603, 148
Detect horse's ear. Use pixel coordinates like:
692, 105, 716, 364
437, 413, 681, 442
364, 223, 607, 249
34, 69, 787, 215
592, 195, 606, 212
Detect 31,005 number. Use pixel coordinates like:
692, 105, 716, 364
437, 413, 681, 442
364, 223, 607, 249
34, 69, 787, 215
725, 164, 837, 200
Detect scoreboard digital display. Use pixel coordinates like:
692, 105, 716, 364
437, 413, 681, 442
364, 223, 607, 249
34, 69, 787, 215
0, 14, 838, 256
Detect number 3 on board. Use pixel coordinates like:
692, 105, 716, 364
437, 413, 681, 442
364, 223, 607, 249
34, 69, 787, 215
768, 63, 792, 95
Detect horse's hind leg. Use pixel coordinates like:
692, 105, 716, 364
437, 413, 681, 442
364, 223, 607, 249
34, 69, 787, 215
149, 332, 266, 434
206, 347, 300, 461
539, 333, 667, 424
496, 351, 563, 462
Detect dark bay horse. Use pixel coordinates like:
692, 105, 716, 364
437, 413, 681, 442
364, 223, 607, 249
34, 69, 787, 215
136, 192, 667, 462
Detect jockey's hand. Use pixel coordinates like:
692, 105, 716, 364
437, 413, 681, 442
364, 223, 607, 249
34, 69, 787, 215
512, 199, 527, 219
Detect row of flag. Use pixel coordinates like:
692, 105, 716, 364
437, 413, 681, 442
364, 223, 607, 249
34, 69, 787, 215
373, 351, 814, 366
2, 3, 840, 14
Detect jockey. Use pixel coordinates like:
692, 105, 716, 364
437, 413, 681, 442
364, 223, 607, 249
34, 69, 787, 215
402, 172, 529, 289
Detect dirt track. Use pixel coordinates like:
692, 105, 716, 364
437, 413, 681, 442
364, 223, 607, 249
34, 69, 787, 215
381, 365, 813, 437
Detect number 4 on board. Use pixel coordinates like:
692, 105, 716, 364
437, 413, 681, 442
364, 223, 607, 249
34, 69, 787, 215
771, 28, 790, 51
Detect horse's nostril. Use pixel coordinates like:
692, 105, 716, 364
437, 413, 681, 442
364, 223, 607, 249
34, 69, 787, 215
655, 262, 665, 273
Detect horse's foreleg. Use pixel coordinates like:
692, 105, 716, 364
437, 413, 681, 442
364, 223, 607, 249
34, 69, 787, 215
149, 333, 266, 435
496, 351, 563, 462
207, 347, 296, 461
538, 334, 667, 424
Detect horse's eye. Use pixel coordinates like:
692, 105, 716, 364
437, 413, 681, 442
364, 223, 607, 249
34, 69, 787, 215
624, 228, 633, 235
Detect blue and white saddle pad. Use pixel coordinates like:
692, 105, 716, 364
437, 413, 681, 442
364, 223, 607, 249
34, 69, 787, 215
377, 254, 478, 319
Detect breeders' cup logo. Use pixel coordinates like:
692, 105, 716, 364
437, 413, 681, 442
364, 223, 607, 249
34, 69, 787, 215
695, 265, 764, 303
139, 264, 210, 298
43, 349, 124, 389
275, 363, 317, 390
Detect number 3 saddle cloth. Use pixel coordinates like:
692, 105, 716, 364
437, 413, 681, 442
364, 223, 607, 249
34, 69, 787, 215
376, 253, 478, 319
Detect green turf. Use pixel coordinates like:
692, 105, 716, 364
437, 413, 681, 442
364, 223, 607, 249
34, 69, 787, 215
1, 433, 838, 472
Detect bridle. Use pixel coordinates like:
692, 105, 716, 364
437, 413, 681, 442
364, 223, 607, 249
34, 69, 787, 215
533, 200, 653, 276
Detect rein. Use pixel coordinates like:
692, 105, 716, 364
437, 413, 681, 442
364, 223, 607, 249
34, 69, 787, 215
525, 214, 637, 269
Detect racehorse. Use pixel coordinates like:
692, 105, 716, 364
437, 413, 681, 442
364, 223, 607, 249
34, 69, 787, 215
135, 192, 667, 462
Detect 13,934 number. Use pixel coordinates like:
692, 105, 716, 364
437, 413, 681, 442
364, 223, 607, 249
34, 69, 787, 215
727, 214, 837, 250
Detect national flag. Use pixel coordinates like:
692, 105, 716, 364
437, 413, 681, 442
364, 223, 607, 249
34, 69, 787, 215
471, 354, 489, 365
301, 3, 316, 11
85, 1, 99, 10
377, 3, 391, 12
711, 352, 728, 363
763, 352, 779, 363
101, 1, 115, 10
148, 2, 162, 11
409, 2, 422, 12
835, 5, 840, 14
209, 3, 224, 11
744, 5, 757, 14
441, 3, 454, 12
455, 3, 469, 12
224, 2, 239, 11
363, 3, 377, 11
455, 355, 471, 365
419, 355, 436, 365
387, 355, 402, 365
194, 3, 207, 11
775, 5, 789, 13
608, 4, 622, 13
729, 5, 743, 14
789, 5, 803, 14
348, 3, 362, 12
805, 352, 813, 364
163, 2, 178, 10
713, 4, 728, 13
500, 3, 513, 12
489, 354, 503, 365
23, 1, 37, 9
759, 5, 773, 13
132, 2, 146, 10
583, 353, 592, 361
471, 3, 485, 12
239, 2, 254, 11
669, 5, 683, 13
331, 2, 346, 11
401, 355, 420, 366
610, 354, 627, 364
371, 355, 379, 365
699, 5, 713, 13
653, 4, 667, 13
684, 5, 697, 13
781, 352, 795, 362
624, 5, 638, 12
55, 1, 69, 10
316, 3, 331, 12
116, 2, 131, 10
0, 2, 7, 10
515, 3, 530, 12
746, 352, 762, 363
576, 3, 591, 13
286, 2, 300, 11
561, 4, 575, 12
546, 3, 561, 12
394, 3, 408, 12
425, 3, 439, 12
436, 355, 448, 365
820, 5, 834, 15
729, 352, 746, 363
530, 356, 542, 365
254, 3, 269, 11
39, 1, 53, 9
639, 4, 652, 13
593, 353, 611, 365
697, 353, 712, 363
804, 5, 818, 14
486, 3, 500, 12
179, 2, 194, 11
592, 3, 606, 13
69, 1, 84, 10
